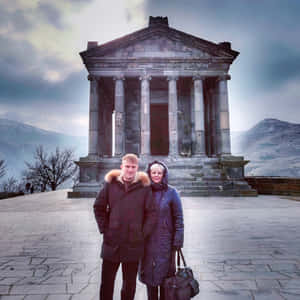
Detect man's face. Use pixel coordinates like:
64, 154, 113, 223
121, 160, 138, 182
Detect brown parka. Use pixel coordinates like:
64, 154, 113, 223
93, 169, 157, 262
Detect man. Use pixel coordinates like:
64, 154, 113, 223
94, 153, 156, 300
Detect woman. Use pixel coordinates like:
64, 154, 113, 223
139, 160, 184, 300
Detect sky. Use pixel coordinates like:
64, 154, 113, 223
0, 0, 300, 136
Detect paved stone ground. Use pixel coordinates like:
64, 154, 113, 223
1, 190, 300, 300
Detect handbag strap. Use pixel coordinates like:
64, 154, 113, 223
176, 249, 187, 268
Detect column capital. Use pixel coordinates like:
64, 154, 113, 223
87, 74, 99, 81
113, 75, 125, 81
192, 75, 206, 81
217, 74, 231, 82
167, 76, 178, 81
139, 74, 152, 81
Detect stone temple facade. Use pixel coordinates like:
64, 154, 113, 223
68, 16, 257, 197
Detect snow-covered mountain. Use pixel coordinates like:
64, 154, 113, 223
232, 118, 300, 177
0, 118, 88, 180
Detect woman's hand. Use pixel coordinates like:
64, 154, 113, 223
172, 245, 182, 251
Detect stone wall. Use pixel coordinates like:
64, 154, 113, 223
246, 177, 300, 196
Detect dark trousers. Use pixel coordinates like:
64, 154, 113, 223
146, 285, 165, 300
100, 259, 139, 300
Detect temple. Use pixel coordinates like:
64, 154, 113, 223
69, 16, 256, 197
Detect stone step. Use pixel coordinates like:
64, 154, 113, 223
177, 188, 218, 194
180, 189, 258, 197
168, 165, 204, 171
202, 170, 223, 176
190, 172, 204, 177
177, 186, 223, 192
180, 190, 231, 196
170, 179, 234, 187
170, 184, 207, 189
181, 191, 210, 197
171, 184, 224, 190
169, 177, 196, 183
169, 180, 206, 185
203, 163, 220, 169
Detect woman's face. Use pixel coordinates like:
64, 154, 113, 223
150, 168, 163, 184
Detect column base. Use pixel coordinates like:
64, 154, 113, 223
68, 181, 101, 198
167, 153, 180, 161
192, 153, 206, 158
112, 153, 124, 158
86, 154, 101, 160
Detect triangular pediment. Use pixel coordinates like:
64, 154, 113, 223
81, 25, 239, 61
102, 33, 213, 59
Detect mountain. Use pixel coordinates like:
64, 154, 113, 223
1, 117, 299, 183
231, 118, 300, 177
0, 119, 88, 180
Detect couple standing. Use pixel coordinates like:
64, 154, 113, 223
94, 153, 184, 300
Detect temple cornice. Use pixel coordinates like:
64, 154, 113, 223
83, 57, 235, 64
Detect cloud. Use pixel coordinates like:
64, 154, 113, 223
0, 34, 87, 105
37, 2, 66, 30
0, 65, 88, 105
0, 1, 85, 83
252, 42, 300, 89
1, 0, 299, 137
0, 70, 89, 136
254, 77, 300, 123
0, 0, 148, 102
0, 0, 150, 136
145, 0, 300, 94
144, 0, 300, 132
0, 6, 33, 33
0, 0, 148, 84
125, 0, 147, 28
229, 76, 300, 131
0, 105, 89, 137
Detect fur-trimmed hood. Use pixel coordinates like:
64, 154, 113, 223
104, 169, 151, 187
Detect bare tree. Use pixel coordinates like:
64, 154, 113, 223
1, 176, 20, 193
24, 145, 78, 191
0, 159, 6, 179
23, 146, 49, 192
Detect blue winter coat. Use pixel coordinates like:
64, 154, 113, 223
139, 161, 184, 286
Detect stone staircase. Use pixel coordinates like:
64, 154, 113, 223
168, 160, 257, 197
69, 155, 257, 198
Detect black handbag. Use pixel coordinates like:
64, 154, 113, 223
164, 249, 199, 300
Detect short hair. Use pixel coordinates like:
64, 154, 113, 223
122, 153, 139, 164
150, 163, 164, 172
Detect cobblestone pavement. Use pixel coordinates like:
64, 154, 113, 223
1, 190, 300, 299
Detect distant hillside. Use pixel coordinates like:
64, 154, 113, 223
231, 118, 300, 177
0, 119, 88, 180
1, 117, 299, 182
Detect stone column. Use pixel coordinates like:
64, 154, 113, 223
140, 75, 151, 156
193, 76, 206, 156
205, 88, 211, 156
210, 87, 217, 156
88, 75, 99, 157
167, 76, 179, 157
217, 75, 231, 155
114, 75, 125, 157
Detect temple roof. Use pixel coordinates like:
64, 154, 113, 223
80, 16, 239, 62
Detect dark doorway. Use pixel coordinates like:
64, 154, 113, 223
150, 104, 169, 155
